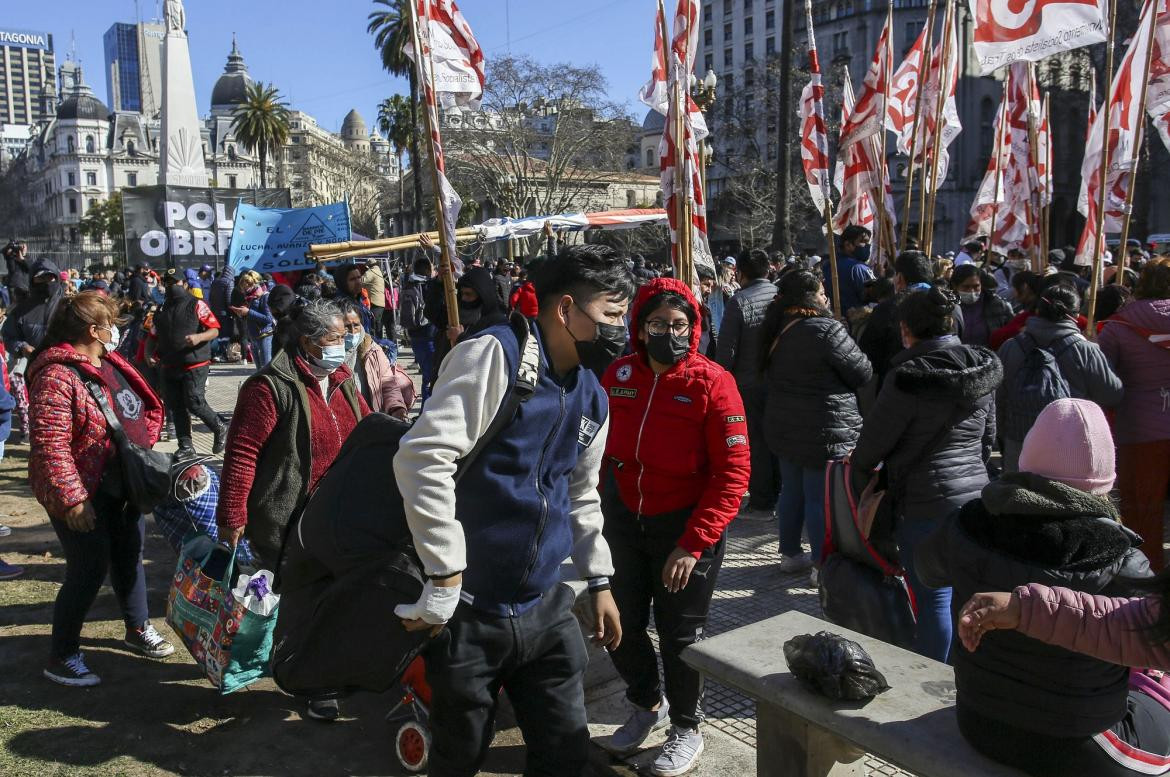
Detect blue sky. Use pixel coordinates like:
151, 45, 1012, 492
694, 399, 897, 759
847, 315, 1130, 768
7, 0, 656, 133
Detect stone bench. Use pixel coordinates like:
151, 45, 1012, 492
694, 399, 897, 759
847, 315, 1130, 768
681, 610, 1027, 777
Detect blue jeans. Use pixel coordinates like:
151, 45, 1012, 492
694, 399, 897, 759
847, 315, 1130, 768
776, 459, 826, 563
250, 334, 273, 371
897, 517, 952, 663
410, 333, 436, 400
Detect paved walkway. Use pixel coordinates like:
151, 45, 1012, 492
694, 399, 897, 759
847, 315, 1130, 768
186, 348, 908, 776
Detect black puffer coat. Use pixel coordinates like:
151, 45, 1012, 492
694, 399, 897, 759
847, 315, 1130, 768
916, 473, 1150, 740
852, 336, 1002, 522
764, 313, 872, 468
716, 278, 778, 389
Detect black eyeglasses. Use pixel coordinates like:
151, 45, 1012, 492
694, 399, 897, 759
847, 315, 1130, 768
645, 319, 691, 336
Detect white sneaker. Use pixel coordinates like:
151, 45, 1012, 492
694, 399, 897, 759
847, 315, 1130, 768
651, 726, 705, 776
44, 652, 101, 687
809, 567, 821, 587
778, 552, 813, 574
611, 697, 671, 753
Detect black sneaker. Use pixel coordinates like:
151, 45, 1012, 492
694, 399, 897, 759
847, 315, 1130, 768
306, 698, 340, 722
124, 622, 175, 659
212, 423, 228, 455
44, 652, 101, 687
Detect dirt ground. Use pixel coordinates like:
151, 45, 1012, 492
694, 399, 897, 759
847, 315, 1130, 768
0, 444, 533, 777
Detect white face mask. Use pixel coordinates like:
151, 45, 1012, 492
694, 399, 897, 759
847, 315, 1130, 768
99, 325, 120, 354
958, 291, 980, 306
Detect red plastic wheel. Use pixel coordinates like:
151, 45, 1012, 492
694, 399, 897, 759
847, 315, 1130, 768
396, 720, 431, 773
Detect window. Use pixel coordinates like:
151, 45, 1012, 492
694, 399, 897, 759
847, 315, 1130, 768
724, 22, 732, 40
766, 36, 775, 54
645, 148, 655, 167
86, 172, 96, 186
228, 175, 238, 188
724, 47, 733, 66
228, 144, 237, 160
705, 54, 714, 72
85, 135, 95, 154
745, 68, 755, 87
127, 139, 136, 155
744, 42, 754, 60
745, 17, 753, 35
67, 136, 75, 153
626, 190, 637, 208
723, 0, 732, 13
128, 172, 137, 186
906, 21, 924, 44
68, 197, 77, 214
766, 9, 775, 28
67, 172, 76, 186
745, 0, 753, 8
704, 4, 712, 21
833, 31, 849, 54
704, 28, 712, 46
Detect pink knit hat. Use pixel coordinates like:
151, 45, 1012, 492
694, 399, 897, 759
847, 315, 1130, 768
1018, 398, 1115, 494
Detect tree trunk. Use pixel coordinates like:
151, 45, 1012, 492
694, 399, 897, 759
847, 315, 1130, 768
397, 149, 406, 236
409, 75, 426, 232
771, 0, 796, 253
259, 145, 267, 189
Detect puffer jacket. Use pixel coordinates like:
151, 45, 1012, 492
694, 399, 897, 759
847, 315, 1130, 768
996, 316, 1123, 441
355, 335, 415, 418
716, 277, 777, 388
1097, 298, 1170, 445
916, 473, 1151, 739
852, 336, 1002, 522
602, 278, 751, 556
27, 344, 164, 517
764, 312, 872, 468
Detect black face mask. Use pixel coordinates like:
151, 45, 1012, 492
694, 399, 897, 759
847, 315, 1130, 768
566, 303, 627, 376
646, 332, 689, 366
459, 299, 482, 326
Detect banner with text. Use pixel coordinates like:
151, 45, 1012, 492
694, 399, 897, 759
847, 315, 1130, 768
969, 0, 1107, 73
121, 186, 291, 269
227, 201, 352, 273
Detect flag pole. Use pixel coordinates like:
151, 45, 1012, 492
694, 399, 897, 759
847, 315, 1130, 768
1039, 91, 1052, 271
1025, 64, 1044, 270
1086, 0, 1121, 334
923, 0, 955, 258
876, 0, 895, 269
825, 201, 842, 318
1116, 0, 1158, 274
987, 77, 1010, 256
408, 0, 460, 328
900, 0, 937, 251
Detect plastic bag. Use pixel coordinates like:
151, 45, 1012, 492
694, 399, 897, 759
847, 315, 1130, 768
783, 631, 891, 701
232, 570, 280, 617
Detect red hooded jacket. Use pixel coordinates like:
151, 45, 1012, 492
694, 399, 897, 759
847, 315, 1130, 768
601, 277, 751, 556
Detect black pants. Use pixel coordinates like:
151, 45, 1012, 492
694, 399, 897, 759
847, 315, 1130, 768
959, 692, 1170, 776
369, 305, 384, 338
50, 490, 148, 659
604, 503, 725, 729
424, 584, 589, 777
741, 383, 779, 508
161, 365, 220, 448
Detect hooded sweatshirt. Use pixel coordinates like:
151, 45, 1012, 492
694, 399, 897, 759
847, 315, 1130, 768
1097, 298, 1170, 445
456, 267, 508, 339
601, 278, 751, 556
2, 258, 64, 355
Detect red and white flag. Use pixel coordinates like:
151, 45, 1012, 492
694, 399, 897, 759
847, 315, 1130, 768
1033, 92, 1052, 208
969, 0, 1107, 74
886, 23, 928, 156
834, 70, 895, 236
641, 0, 708, 137
1147, 1, 1170, 150
799, 0, 831, 213
967, 90, 1010, 241
918, 11, 964, 193
838, 17, 891, 151
1076, 0, 1157, 264
406, 0, 485, 268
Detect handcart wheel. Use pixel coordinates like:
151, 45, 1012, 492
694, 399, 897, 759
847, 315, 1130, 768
395, 720, 431, 773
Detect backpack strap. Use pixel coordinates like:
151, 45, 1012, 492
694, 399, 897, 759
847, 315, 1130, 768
454, 312, 539, 482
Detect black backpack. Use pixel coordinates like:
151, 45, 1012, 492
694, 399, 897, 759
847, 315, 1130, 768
400, 280, 428, 332
1001, 331, 1078, 441
270, 313, 540, 697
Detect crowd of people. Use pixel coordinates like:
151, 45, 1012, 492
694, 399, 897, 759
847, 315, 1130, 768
0, 225, 1168, 777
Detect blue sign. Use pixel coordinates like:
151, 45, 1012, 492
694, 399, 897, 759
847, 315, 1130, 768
227, 201, 351, 273
0, 29, 51, 51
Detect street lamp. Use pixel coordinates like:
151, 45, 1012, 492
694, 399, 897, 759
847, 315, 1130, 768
690, 69, 718, 206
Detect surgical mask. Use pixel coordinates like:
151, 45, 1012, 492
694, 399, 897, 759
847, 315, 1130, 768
646, 332, 689, 366
98, 325, 120, 354
343, 332, 362, 352
307, 343, 346, 373
566, 303, 627, 376
958, 291, 980, 305
854, 244, 871, 262
1008, 259, 1029, 270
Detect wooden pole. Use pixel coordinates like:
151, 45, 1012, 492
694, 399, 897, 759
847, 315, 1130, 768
825, 201, 842, 317
923, 0, 955, 258
875, 0, 895, 268
409, 0, 460, 328
1042, 92, 1052, 269
1025, 65, 1044, 271
900, 0, 937, 250
987, 78, 1010, 257
1116, 0, 1158, 275
309, 227, 479, 258
1086, 0, 1121, 334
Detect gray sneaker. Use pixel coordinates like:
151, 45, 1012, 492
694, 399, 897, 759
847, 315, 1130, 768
611, 697, 670, 754
651, 726, 705, 777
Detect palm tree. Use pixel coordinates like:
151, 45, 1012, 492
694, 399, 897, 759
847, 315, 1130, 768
231, 82, 291, 189
368, 0, 426, 231
377, 95, 415, 235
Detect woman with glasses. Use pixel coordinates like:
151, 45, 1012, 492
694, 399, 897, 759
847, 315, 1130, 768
599, 278, 750, 777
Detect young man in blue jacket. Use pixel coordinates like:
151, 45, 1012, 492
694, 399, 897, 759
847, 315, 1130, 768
393, 244, 634, 777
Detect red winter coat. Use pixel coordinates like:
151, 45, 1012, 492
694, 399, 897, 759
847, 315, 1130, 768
509, 281, 539, 318
601, 277, 751, 556
28, 345, 164, 517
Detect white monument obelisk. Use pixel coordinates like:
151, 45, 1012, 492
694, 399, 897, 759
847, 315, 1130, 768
159, 0, 209, 187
